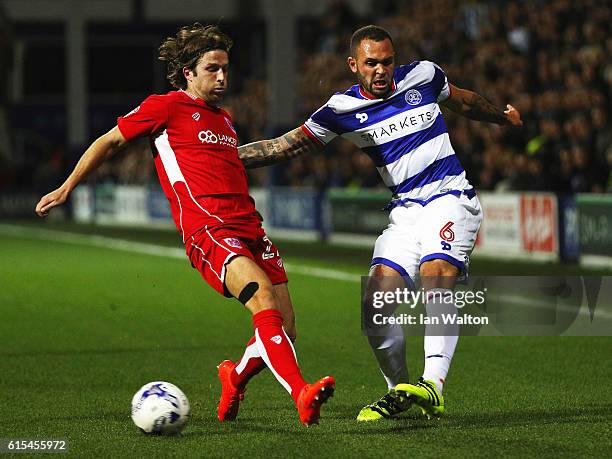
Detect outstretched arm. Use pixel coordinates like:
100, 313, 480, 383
442, 84, 522, 126
238, 127, 324, 169
35, 126, 129, 217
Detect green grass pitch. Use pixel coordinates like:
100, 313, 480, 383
1, 220, 611, 457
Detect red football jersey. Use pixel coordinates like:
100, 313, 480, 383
117, 90, 259, 241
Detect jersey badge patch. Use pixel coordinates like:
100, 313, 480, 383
405, 89, 422, 105
224, 237, 244, 249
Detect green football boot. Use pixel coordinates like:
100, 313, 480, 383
356, 389, 413, 422
395, 378, 444, 419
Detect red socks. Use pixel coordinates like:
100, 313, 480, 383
252, 309, 307, 403
230, 336, 267, 390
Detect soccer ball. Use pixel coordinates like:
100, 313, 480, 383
131, 381, 191, 435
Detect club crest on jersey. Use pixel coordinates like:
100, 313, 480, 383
224, 237, 244, 249
192, 112, 200, 121
405, 89, 422, 106
356, 112, 368, 124
270, 335, 282, 344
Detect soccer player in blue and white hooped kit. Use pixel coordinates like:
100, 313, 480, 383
238, 25, 522, 421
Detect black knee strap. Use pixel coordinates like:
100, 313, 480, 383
238, 282, 259, 304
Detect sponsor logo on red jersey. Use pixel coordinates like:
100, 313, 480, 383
198, 130, 237, 147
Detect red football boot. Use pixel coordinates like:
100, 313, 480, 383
296, 376, 336, 426
217, 360, 245, 421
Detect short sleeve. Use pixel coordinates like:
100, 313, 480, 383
302, 104, 339, 145
429, 62, 451, 103
117, 95, 168, 141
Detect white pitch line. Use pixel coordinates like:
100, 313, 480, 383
0, 223, 360, 282
0, 223, 186, 259
1, 223, 609, 321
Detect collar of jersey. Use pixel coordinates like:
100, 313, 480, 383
358, 79, 397, 100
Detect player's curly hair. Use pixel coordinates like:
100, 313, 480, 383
158, 23, 233, 89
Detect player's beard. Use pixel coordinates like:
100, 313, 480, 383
357, 71, 392, 99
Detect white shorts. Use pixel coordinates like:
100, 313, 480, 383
371, 193, 483, 285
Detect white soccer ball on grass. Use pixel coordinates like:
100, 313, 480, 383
131, 381, 191, 435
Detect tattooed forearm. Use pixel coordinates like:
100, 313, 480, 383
238, 127, 322, 169
461, 91, 511, 125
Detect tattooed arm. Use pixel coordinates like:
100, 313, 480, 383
238, 127, 324, 169
442, 84, 522, 126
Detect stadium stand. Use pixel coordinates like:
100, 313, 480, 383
0, 0, 609, 193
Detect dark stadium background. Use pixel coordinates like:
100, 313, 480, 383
0, 0, 609, 195
0, 1, 610, 457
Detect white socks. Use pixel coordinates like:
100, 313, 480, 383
367, 287, 460, 393
422, 288, 459, 393
367, 329, 409, 389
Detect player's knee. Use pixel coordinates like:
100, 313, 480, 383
241, 282, 280, 314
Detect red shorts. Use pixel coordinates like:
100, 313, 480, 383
186, 224, 288, 297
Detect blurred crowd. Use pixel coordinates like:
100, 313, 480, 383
234, 0, 611, 193
1, 0, 610, 194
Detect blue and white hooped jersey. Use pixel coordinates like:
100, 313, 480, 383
302, 61, 473, 206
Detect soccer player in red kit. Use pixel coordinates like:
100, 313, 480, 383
35, 23, 335, 426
